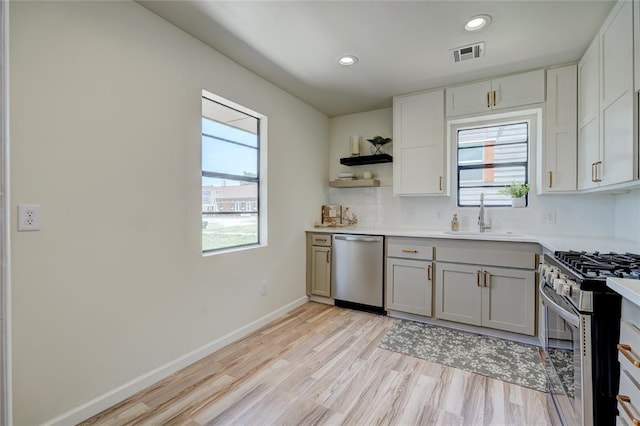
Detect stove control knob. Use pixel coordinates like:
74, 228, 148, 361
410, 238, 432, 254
567, 280, 579, 297
553, 277, 564, 290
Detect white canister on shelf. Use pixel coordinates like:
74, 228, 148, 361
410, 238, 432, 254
349, 135, 361, 156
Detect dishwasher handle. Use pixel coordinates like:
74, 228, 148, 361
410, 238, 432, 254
334, 235, 382, 243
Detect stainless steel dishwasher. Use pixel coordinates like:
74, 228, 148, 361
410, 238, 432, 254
332, 234, 385, 315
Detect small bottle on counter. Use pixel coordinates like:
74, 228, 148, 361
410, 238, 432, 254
451, 214, 459, 232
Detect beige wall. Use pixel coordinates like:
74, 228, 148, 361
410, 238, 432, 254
10, 1, 328, 424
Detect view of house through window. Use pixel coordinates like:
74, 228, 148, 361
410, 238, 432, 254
202, 94, 262, 252
457, 121, 529, 207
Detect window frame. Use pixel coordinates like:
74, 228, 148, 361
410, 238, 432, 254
201, 90, 268, 255
449, 110, 540, 208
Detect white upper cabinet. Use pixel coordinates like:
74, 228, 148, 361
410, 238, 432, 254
445, 80, 491, 117
600, 0, 635, 186
578, 37, 600, 190
393, 90, 446, 196
446, 69, 545, 117
540, 65, 578, 193
635, 0, 640, 92
578, 0, 636, 190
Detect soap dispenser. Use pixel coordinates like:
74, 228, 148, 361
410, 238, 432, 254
451, 214, 459, 232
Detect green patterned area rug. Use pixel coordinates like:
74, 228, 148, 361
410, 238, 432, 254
379, 319, 571, 394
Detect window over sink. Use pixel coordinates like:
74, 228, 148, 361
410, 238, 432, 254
454, 114, 534, 207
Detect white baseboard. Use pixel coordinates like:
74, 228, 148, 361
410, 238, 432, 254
43, 296, 309, 426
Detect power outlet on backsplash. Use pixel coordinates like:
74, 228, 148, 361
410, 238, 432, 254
541, 210, 557, 224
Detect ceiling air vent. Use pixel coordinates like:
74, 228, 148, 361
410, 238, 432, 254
451, 42, 485, 63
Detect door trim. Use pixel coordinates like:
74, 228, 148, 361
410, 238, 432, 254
1, 1, 11, 424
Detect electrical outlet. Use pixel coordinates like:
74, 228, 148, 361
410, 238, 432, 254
18, 204, 41, 231
260, 282, 268, 296
541, 209, 556, 225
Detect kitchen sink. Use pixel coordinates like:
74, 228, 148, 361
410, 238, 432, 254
443, 231, 524, 237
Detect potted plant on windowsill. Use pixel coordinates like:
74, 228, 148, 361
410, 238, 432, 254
499, 182, 530, 208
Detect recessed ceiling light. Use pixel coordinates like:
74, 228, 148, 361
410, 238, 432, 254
465, 15, 492, 32
338, 55, 358, 66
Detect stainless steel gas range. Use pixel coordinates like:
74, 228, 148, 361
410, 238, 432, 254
539, 251, 640, 425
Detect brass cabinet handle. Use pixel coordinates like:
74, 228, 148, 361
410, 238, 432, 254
549, 171, 553, 188
439, 176, 443, 191
618, 344, 640, 367
483, 271, 490, 287
476, 270, 481, 287
493, 90, 497, 107
427, 265, 432, 281
326, 251, 330, 263
617, 395, 640, 425
402, 249, 418, 253
591, 162, 596, 182
595, 161, 602, 182
486, 92, 490, 108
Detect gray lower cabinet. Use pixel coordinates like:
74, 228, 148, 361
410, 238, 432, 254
386, 258, 433, 316
310, 246, 331, 297
307, 233, 332, 298
385, 237, 434, 316
435, 262, 536, 335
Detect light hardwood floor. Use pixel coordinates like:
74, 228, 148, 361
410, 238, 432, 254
81, 302, 554, 425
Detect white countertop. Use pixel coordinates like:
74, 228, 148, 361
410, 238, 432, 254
607, 277, 640, 307
307, 226, 640, 253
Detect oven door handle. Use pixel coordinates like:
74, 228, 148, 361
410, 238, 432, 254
539, 282, 580, 327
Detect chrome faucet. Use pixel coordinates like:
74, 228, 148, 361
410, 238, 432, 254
478, 192, 491, 233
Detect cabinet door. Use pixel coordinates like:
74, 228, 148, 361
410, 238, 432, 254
386, 258, 432, 316
578, 117, 601, 190
578, 37, 601, 191
635, 0, 640, 93
445, 80, 492, 117
600, 0, 635, 186
435, 263, 482, 326
393, 90, 446, 195
541, 66, 577, 193
578, 37, 600, 128
310, 246, 331, 297
492, 69, 545, 111
481, 266, 535, 335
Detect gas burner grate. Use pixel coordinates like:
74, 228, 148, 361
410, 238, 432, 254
554, 250, 640, 280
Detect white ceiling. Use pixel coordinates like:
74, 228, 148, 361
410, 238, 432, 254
138, 0, 615, 117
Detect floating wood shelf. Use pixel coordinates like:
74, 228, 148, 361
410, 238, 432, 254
329, 179, 380, 188
339, 154, 393, 166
